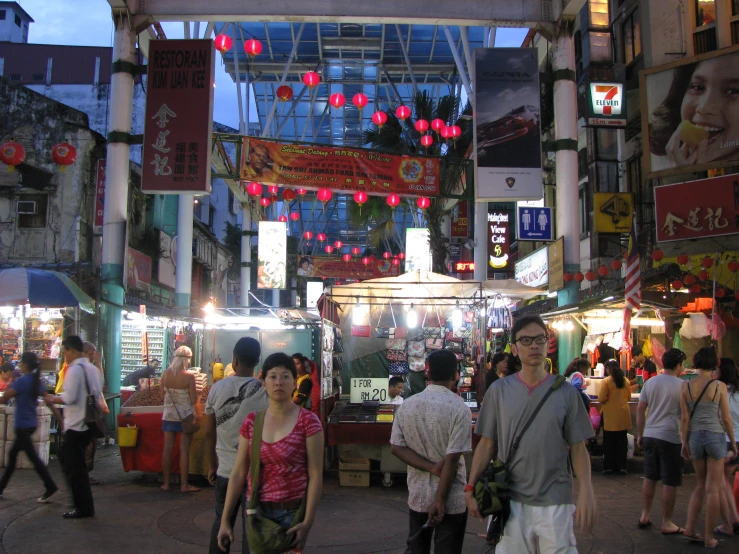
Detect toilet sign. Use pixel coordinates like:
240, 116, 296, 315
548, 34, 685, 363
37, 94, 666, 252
517, 206, 553, 241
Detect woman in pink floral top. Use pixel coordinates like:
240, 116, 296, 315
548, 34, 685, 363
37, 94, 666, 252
217, 353, 324, 552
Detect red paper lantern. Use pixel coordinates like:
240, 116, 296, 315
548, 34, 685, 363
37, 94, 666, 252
610, 259, 622, 271
276, 85, 294, 102
302, 71, 320, 88
351, 247, 361, 255
597, 266, 609, 277
282, 189, 296, 201
677, 254, 690, 265
342, 254, 352, 263
699, 270, 710, 281
353, 191, 368, 207
585, 271, 597, 282
289, 212, 300, 222
395, 105, 411, 120
383, 252, 391, 259
440, 126, 452, 139
716, 287, 726, 298
415, 119, 429, 133
386, 194, 401, 208
450, 125, 462, 139
702, 256, 714, 268
352, 93, 368, 110
303, 231, 313, 240
729, 260, 739, 272
573, 272, 585, 282
51, 142, 77, 171
246, 182, 262, 196
317, 188, 332, 204
398, 253, 406, 260
420, 135, 434, 148
244, 39, 263, 57
392, 258, 401, 266
329, 92, 346, 109
362, 257, 370, 265
267, 185, 278, 195
324, 245, 334, 254
278, 215, 288, 223
259, 197, 271, 208
372, 111, 388, 127
214, 34, 233, 53
652, 249, 664, 261
416, 197, 431, 210
431, 119, 445, 132
297, 188, 307, 196
563, 272, 573, 283
690, 284, 701, 294
684, 274, 697, 285
672, 280, 683, 290
317, 233, 326, 242
0, 142, 25, 170
334, 240, 343, 249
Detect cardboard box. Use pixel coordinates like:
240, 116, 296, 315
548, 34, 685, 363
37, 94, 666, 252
339, 457, 370, 471
339, 470, 370, 487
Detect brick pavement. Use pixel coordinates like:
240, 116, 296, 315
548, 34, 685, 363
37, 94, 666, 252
0, 446, 735, 553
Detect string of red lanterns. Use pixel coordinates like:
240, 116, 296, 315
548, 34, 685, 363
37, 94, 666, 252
244, 39, 262, 57
214, 34, 233, 53
395, 105, 411, 120
329, 92, 346, 109
352, 93, 368, 110
372, 111, 388, 127
302, 71, 320, 88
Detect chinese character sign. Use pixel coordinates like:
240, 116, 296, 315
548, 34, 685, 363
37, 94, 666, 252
94, 159, 106, 233
142, 40, 215, 193
257, 222, 287, 289
654, 175, 739, 242
487, 211, 510, 276
451, 200, 469, 237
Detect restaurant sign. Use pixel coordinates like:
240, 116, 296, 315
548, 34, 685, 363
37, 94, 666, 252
487, 211, 510, 275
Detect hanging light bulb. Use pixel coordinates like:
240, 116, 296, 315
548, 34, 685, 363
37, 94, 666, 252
478, 305, 487, 318
564, 320, 574, 331
40, 310, 52, 322
9, 317, 21, 330
352, 298, 364, 325
452, 304, 463, 328
407, 305, 418, 329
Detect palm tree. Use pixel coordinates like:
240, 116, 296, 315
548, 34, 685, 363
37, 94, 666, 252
360, 91, 473, 273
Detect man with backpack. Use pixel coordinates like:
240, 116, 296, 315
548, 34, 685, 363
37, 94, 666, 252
465, 315, 596, 553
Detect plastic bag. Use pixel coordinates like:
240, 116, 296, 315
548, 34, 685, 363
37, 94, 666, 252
589, 407, 602, 432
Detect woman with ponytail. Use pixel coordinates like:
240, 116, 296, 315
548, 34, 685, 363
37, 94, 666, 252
0, 352, 58, 501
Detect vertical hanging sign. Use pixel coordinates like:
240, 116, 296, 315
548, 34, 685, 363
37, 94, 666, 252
142, 39, 215, 194
94, 159, 106, 233
451, 200, 469, 238
257, 221, 287, 289
405, 228, 432, 273
487, 211, 510, 277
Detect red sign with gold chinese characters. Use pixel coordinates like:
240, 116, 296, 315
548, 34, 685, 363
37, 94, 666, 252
297, 256, 400, 280
240, 137, 440, 197
654, 175, 739, 242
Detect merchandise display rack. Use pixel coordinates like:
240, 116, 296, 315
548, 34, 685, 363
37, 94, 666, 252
121, 321, 166, 382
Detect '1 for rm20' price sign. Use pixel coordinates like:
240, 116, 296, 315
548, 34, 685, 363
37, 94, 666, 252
350, 378, 389, 403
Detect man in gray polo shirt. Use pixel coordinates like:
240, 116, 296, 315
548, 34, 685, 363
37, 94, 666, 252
636, 347, 686, 534
466, 315, 595, 553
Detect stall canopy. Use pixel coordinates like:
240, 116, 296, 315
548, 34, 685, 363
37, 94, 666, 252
0, 267, 95, 313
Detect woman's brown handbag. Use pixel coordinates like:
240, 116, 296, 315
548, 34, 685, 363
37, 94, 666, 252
165, 387, 200, 435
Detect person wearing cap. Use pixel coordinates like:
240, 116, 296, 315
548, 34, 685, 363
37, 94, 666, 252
636, 348, 687, 534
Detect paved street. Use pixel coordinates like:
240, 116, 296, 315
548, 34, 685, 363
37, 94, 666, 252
0, 446, 736, 553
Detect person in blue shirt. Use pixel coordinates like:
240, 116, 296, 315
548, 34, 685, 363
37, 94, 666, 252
0, 352, 58, 502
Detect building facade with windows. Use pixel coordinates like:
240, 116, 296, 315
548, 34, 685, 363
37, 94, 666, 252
0, 2, 31, 44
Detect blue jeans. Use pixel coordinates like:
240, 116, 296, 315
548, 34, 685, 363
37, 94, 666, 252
256, 505, 299, 530
689, 430, 727, 460
210, 476, 249, 554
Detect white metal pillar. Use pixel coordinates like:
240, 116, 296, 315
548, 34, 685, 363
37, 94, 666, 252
240, 203, 252, 307
175, 195, 195, 310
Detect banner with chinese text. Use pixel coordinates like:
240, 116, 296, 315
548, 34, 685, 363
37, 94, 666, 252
258, 222, 287, 289
654, 175, 739, 242
94, 159, 105, 233
142, 40, 214, 193
240, 137, 440, 197
297, 256, 400, 280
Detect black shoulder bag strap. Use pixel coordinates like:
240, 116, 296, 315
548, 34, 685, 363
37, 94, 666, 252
506, 375, 566, 471
689, 380, 716, 420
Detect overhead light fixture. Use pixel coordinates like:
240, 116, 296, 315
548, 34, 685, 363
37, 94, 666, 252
8, 317, 21, 330
564, 320, 574, 331
407, 304, 418, 328
479, 305, 487, 318
452, 303, 463, 328
352, 297, 364, 324
40, 310, 52, 322
203, 301, 215, 315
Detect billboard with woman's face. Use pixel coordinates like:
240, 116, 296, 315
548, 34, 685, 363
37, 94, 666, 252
641, 45, 739, 178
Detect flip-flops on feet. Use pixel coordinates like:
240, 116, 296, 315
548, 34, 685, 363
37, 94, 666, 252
713, 526, 734, 538
638, 520, 652, 529
684, 533, 703, 543
662, 527, 685, 535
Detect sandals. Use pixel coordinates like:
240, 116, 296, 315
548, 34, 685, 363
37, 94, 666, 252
713, 526, 734, 538
638, 520, 652, 529
662, 527, 685, 535
683, 533, 703, 543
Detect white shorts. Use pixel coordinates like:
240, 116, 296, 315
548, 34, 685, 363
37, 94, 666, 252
495, 501, 577, 554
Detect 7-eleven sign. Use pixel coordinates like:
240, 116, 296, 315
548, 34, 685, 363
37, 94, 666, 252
587, 82, 627, 127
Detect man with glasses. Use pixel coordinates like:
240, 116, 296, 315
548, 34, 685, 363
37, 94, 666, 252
465, 315, 595, 553
636, 347, 687, 534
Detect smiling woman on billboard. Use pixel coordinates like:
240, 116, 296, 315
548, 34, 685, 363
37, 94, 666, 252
648, 49, 739, 173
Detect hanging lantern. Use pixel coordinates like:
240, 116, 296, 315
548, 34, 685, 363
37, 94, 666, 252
351, 247, 361, 256
398, 253, 406, 260
652, 249, 664, 261
303, 231, 313, 240
334, 240, 343, 249
276, 85, 294, 102
267, 185, 278, 196
324, 245, 334, 254
297, 188, 307, 197
278, 215, 288, 223
395, 105, 411, 120
699, 269, 710, 281
450, 125, 462, 140
51, 142, 77, 172
690, 284, 701, 294
573, 272, 585, 282
431, 119, 445, 133
342, 254, 352, 263
597, 265, 609, 277
353, 191, 368, 209
563, 272, 573, 283
244, 39, 263, 57
585, 271, 597, 282
329, 92, 346, 109
246, 182, 262, 196
386, 194, 401, 209
0, 142, 25, 171
672, 280, 684, 290
414, 119, 430, 133
610, 259, 622, 271
372, 111, 388, 127
729, 260, 739, 272
282, 189, 297, 202
416, 197, 431, 211
302, 71, 320, 88
677, 254, 690, 265
716, 287, 726, 298
214, 34, 233, 53
352, 93, 368, 110
392, 258, 401, 266
684, 274, 697, 285
317, 188, 332, 206
289, 212, 300, 222
383, 252, 391, 259
259, 197, 271, 208
420, 135, 434, 149
701, 256, 714, 268
317, 233, 326, 242
362, 257, 371, 265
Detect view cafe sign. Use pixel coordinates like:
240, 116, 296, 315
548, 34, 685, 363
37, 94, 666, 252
586, 81, 627, 128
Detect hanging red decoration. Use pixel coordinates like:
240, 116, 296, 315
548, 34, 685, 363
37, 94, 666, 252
303, 231, 313, 240
351, 247, 361, 256
585, 271, 596, 282
450, 125, 462, 140
652, 249, 664, 261
383, 252, 391, 259
398, 253, 406, 260
386, 194, 401, 209
414, 119, 430, 133
51, 142, 77, 171
282, 189, 297, 202
440, 126, 452, 140
672, 280, 684, 290
610, 259, 622, 271
353, 191, 368, 207
729, 260, 739, 272
0, 142, 25, 171
352, 93, 368, 110
214, 34, 233, 53
392, 258, 401, 266
342, 254, 352, 263
317, 233, 326, 242
246, 182, 262, 196
372, 111, 388, 127
699, 270, 710, 281
416, 197, 431, 210
690, 284, 701, 294
716, 287, 726, 298
276, 85, 294, 102
324, 245, 334, 254
267, 185, 279, 195
317, 188, 332, 206
563, 272, 573, 283
278, 215, 288, 223
677, 254, 690, 265
395, 105, 411, 120
329, 92, 346, 109
573, 272, 585, 282
701, 256, 714, 268
259, 197, 271, 208
420, 135, 433, 148
334, 240, 343, 249
597, 266, 609, 277
244, 39, 263, 57
684, 274, 697, 285
302, 71, 320, 88
297, 188, 307, 196
362, 257, 371, 265
289, 212, 300, 222
431, 119, 445, 133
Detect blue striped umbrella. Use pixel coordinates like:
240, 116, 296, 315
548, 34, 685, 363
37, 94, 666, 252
0, 267, 95, 313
